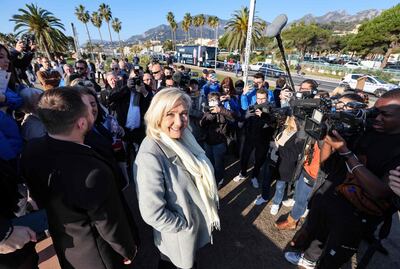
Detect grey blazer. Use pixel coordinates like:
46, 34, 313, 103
134, 136, 211, 269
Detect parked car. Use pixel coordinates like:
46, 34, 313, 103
248, 62, 265, 71
340, 74, 398, 96
384, 64, 400, 71
344, 62, 363, 69
259, 64, 286, 78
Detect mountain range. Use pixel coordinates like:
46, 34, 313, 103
89, 8, 382, 45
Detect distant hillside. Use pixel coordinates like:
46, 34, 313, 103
126, 14, 229, 43
84, 9, 384, 47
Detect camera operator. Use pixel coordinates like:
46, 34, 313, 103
10, 39, 36, 86
240, 73, 275, 110
234, 89, 276, 189
284, 89, 400, 269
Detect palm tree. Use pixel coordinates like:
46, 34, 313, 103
91, 11, 104, 46
166, 12, 175, 42
208, 16, 220, 44
112, 18, 123, 57
99, 3, 113, 46
193, 15, 201, 42
182, 13, 192, 43
198, 14, 205, 46
11, 4, 69, 60
171, 20, 178, 50
224, 7, 265, 62
75, 5, 93, 59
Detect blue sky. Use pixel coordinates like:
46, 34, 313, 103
1, 0, 398, 43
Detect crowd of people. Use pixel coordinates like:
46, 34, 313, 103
1, 37, 400, 269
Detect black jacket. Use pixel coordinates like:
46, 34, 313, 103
199, 107, 235, 145
243, 110, 275, 145
108, 85, 152, 131
21, 136, 138, 269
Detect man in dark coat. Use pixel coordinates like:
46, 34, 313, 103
108, 73, 152, 145
21, 87, 138, 269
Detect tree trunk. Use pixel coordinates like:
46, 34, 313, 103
98, 28, 104, 46
118, 33, 123, 57
84, 23, 94, 60
200, 26, 203, 46
107, 22, 114, 57
381, 45, 395, 69
42, 39, 53, 61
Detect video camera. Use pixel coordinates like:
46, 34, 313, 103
248, 102, 271, 114
304, 103, 379, 140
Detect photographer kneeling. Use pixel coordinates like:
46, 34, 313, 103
285, 89, 400, 269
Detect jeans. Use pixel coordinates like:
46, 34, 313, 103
272, 180, 286, 205
204, 143, 226, 182
290, 171, 314, 220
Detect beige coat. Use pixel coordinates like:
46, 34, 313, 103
134, 136, 211, 269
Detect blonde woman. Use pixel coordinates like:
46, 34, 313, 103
134, 88, 220, 269
254, 116, 300, 215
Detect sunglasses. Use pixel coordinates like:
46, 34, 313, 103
76, 67, 85, 70
112, 68, 119, 70
152, 70, 161, 75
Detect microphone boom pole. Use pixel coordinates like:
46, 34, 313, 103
276, 34, 295, 91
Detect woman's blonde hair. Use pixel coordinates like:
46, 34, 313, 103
284, 115, 297, 133
145, 88, 191, 139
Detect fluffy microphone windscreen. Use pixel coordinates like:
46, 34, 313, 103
266, 14, 288, 37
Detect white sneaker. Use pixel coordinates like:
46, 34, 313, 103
233, 173, 246, 182
254, 196, 268, 206
251, 177, 259, 189
218, 178, 224, 187
270, 204, 279, 215
282, 198, 295, 207
284, 252, 316, 269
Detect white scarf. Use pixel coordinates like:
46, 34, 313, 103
159, 129, 221, 232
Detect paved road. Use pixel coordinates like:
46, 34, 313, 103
184, 64, 378, 104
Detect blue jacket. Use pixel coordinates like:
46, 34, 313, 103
240, 87, 275, 110
0, 111, 22, 160
201, 82, 220, 98
0, 88, 23, 111
222, 97, 240, 118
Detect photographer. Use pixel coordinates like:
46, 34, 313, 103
69, 60, 101, 92
234, 89, 276, 189
108, 69, 152, 146
10, 39, 35, 86
200, 92, 236, 186
285, 89, 400, 269
201, 71, 220, 98
240, 72, 275, 110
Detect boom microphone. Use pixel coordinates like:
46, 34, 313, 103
266, 14, 288, 38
